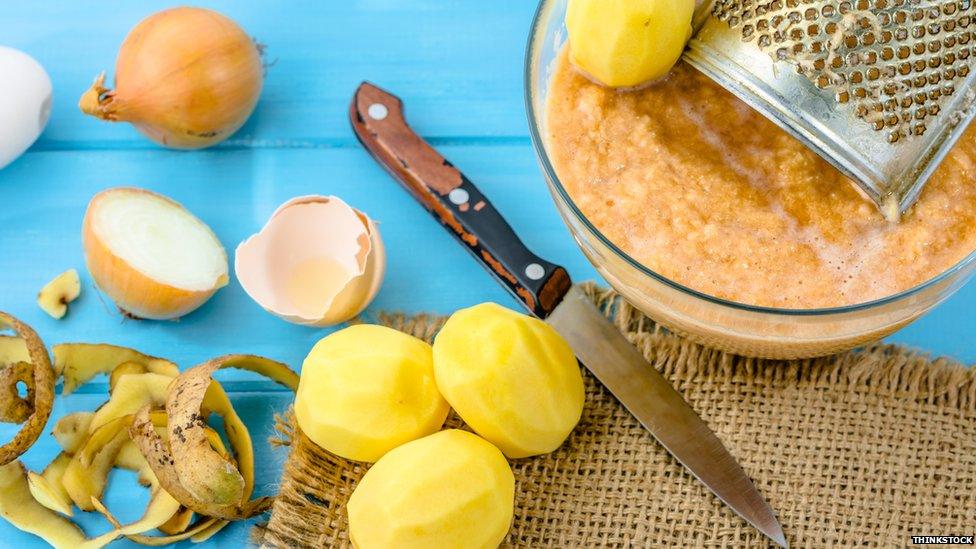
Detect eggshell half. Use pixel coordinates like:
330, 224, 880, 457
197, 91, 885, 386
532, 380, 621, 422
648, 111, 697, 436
0, 46, 52, 170
235, 195, 386, 326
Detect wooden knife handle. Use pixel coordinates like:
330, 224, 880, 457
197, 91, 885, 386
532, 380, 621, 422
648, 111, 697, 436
350, 82, 571, 317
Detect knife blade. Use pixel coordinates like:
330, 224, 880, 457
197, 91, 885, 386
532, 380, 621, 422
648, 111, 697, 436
350, 81, 787, 547
548, 285, 787, 546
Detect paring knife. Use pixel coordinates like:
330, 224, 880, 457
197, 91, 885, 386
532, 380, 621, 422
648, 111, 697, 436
350, 82, 788, 548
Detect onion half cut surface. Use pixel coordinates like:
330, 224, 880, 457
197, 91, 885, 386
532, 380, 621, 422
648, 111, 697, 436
82, 187, 228, 320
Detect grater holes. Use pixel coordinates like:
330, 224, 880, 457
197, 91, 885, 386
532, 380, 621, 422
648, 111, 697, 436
719, 0, 974, 142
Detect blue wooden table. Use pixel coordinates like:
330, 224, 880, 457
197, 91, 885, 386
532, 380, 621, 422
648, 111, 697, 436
0, 2, 972, 547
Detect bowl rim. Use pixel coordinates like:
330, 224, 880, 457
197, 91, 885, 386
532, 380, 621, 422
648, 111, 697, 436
522, 0, 976, 317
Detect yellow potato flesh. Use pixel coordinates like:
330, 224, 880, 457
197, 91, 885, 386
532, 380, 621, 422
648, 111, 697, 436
348, 429, 515, 549
0, 335, 29, 365
53, 343, 179, 395
27, 452, 74, 516
433, 303, 585, 458
63, 415, 132, 511
90, 372, 172, 432
0, 461, 118, 549
157, 506, 193, 535
295, 324, 450, 463
108, 361, 147, 392
52, 412, 94, 454
566, 0, 694, 88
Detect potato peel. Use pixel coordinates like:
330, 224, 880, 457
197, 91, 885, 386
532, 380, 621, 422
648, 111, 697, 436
64, 415, 132, 511
0, 312, 55, 466
91, 489, 181, 538
53, 343, 178, 395
86, 411, 231, 542
108, 361, 148, 393
27, 452, 74, 516
130, 406, 273, 520
0, 461, 119, 549
166, 354, 298, 506
157, 506, 193, 535
0, 361, 35, 423
0, 335, 30, 365
0, 338, 285, 545
52, 411, 94, 454
90, 372, 172, 432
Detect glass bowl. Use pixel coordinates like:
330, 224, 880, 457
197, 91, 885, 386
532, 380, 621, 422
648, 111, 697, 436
524, 0, 976, 359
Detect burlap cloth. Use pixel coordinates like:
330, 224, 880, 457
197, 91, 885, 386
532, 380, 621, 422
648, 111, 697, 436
253, 284, 976, 547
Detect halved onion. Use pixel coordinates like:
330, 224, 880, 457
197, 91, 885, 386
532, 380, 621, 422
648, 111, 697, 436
82, 187, 228, 320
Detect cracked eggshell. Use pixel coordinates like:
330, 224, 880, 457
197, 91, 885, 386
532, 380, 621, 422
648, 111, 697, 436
235, 195, 386, 327
0, 46, 52, 170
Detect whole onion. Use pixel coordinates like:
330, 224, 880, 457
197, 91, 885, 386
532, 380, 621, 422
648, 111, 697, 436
79, 7, 263, 149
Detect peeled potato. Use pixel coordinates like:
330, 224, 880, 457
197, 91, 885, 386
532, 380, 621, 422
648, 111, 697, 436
566, 0, 694, 88
433, 303, 584, 458
347, 429, 514, 549
295, 324, 450, 463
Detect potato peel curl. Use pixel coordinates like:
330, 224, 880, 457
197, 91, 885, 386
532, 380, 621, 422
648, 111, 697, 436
0, 325, 296, 546
0, 312, 55, 466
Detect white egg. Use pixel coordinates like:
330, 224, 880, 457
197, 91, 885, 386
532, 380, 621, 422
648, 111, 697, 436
0, 46, 52, 170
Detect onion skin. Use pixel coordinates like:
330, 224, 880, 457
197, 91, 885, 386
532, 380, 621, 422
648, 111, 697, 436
82, 188, 229, 320
79, 7, 263, 149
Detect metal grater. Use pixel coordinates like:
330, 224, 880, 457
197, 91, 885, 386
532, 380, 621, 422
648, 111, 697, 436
684, 0, 976, 218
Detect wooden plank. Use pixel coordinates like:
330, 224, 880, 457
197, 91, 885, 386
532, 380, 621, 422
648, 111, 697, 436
2, 0, 539, 149
0, 146, 599, 380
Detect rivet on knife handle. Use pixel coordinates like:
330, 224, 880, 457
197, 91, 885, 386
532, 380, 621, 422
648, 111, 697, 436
350, 81, 572, 317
